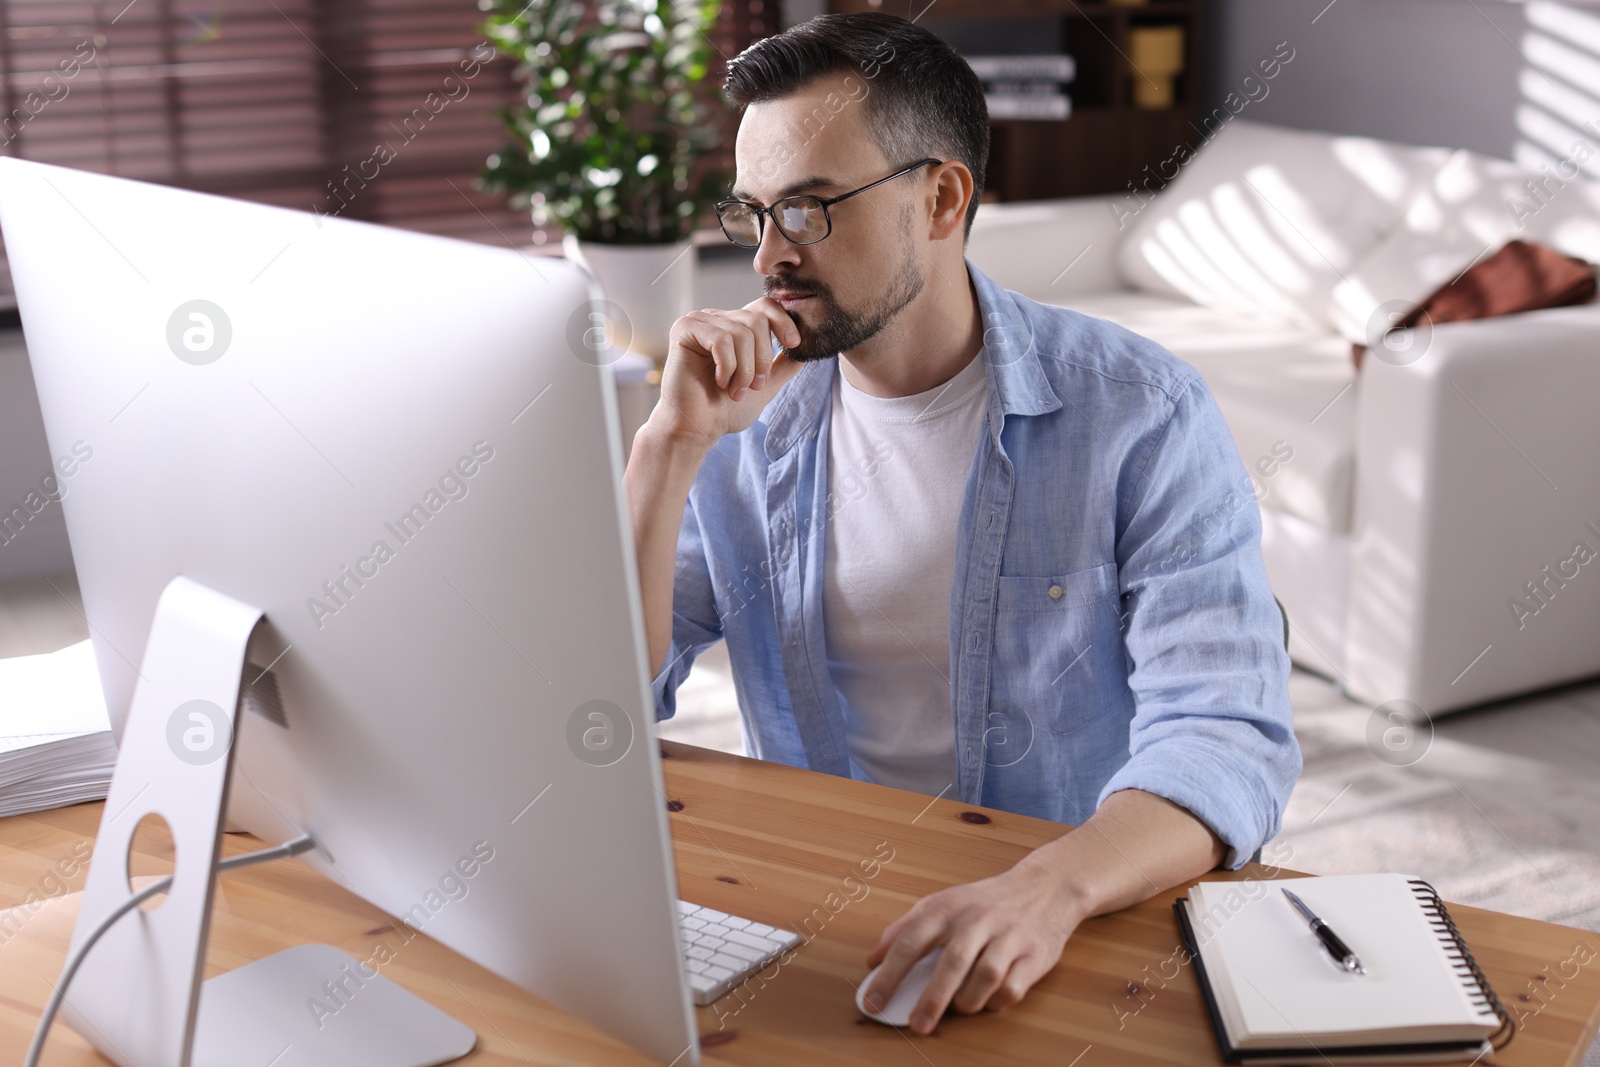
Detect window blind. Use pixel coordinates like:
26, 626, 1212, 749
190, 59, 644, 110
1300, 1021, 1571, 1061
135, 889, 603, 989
0, 0, 766, 312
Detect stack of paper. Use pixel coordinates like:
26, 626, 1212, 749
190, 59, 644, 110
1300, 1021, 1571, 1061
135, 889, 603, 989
0, 640, 117, 818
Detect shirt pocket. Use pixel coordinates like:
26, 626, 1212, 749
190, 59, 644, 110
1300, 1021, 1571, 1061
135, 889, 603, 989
990, 562, 1123, 737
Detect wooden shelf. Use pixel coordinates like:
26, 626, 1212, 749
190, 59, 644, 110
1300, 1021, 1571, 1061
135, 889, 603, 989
828, 0, 1203, 203
831, 0, 1192, 16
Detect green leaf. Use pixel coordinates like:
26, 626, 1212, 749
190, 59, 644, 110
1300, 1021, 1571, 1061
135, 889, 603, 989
479, 0, 733, 243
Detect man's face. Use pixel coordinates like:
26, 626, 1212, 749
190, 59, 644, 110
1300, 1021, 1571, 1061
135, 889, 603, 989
732, 78, 929, 363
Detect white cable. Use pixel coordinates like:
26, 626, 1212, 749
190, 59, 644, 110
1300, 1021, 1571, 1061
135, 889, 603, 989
24, 833, 316, 1067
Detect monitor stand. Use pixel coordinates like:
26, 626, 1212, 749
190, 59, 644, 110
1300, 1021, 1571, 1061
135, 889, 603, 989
56, 576, 476, 1067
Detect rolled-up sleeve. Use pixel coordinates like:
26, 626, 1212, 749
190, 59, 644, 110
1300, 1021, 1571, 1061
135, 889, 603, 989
1096, 373, 1301, 869
649, 491, 725, 721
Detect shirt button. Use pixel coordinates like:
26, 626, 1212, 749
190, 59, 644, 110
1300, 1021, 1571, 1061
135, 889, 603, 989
1048, 584, 1064, 600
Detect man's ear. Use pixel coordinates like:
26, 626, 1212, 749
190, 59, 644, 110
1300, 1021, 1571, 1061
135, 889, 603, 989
927, 161, 973, 242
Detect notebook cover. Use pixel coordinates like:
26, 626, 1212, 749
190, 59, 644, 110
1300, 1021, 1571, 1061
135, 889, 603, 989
1173, 899, 1494, 1064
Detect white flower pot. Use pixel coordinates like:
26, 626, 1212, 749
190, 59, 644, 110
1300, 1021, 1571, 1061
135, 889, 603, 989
562, 233, 695, 361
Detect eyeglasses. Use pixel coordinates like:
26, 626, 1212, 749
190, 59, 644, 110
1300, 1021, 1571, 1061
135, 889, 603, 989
714, 158, 943, 248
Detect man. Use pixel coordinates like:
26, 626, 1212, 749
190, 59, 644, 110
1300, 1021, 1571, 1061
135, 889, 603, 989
622, 12, 1300, 1035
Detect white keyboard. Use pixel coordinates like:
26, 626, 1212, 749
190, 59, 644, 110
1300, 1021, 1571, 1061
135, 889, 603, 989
676, 899, 804, 1005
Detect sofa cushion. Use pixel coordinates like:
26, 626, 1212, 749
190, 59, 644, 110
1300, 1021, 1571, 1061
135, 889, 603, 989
1330, 148, 1600, 344
966, 195, 1127, 303
1115, 121, 1451, 331
1063, 291, 1358, 534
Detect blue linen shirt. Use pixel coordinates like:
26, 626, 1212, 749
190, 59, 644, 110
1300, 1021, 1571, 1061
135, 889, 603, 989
648, 258, 1301, 869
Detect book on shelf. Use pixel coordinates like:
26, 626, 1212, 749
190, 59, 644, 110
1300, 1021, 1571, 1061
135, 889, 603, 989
963, 53, 1076, 83
964, 55, 1074, 122
1175, 873, 1513, 1064
983, 80, 1071, 96
0, 639, 116, 818
985, 92, 1071, 121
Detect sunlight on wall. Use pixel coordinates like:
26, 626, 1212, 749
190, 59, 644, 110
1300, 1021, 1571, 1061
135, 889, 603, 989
1515, 1, 1600, 178
1123, 127, 1446, 332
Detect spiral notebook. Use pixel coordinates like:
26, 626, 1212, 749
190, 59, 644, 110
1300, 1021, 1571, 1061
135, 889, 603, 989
1175, 873, 1513, 1064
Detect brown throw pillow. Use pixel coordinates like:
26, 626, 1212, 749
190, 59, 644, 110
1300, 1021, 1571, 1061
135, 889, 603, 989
1352, 239, 1598, 370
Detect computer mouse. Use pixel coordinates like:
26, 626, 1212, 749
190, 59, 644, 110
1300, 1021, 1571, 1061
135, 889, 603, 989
856, 947, 944, 1027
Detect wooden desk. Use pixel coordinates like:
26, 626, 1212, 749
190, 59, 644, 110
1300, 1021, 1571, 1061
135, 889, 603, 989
3, 741, 1598, 1066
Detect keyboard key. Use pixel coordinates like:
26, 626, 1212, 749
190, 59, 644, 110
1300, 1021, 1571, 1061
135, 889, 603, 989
725, 930, 781, 954
709, 952, 749, 973
676, 900, 798, 1004
717, 940, 766, 963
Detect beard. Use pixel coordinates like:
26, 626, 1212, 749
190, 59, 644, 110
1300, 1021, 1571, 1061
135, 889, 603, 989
768, 234, 926, 364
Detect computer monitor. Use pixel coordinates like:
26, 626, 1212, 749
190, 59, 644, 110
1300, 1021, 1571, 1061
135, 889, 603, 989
0, 157, 701, 1065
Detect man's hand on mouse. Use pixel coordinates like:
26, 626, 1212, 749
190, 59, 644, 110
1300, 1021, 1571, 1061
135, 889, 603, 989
860, 790, 1226, 1035
861, 858, 1086, 1035
649, 296, 807, 447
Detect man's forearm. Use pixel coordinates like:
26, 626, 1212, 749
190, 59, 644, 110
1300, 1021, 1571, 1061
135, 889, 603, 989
1014, 788, 1227, 923
623, 420, 713, 678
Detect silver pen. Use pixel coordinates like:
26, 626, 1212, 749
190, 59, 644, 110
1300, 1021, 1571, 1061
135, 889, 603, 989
1282, 888, 1366, 974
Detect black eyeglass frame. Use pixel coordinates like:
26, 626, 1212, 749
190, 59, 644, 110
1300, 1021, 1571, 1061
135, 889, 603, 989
714, 157, 944, 248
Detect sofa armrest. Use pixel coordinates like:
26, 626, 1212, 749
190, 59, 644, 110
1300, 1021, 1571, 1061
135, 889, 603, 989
1345, 304, 1600, 712
965, 195, 1125, 301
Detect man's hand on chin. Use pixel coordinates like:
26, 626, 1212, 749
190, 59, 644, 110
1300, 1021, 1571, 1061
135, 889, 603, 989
860, 788, 1227, 1035
861, 858, 1087, 1035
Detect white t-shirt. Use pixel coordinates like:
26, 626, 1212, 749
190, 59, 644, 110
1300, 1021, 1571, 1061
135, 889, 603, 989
822, 352, 989, 797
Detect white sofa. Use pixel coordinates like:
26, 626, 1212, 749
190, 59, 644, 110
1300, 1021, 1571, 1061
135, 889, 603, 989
966, 120, 1600, 717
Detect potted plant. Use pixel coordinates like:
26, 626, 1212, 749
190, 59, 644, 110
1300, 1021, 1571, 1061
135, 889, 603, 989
479, 0, 733, 359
